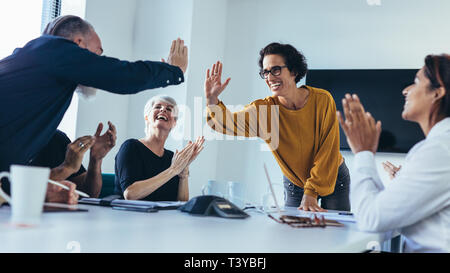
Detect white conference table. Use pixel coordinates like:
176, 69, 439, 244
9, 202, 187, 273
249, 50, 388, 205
0, 204, 389, 253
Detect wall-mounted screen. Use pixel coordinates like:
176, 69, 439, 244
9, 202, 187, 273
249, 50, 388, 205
306, 69, 424, 153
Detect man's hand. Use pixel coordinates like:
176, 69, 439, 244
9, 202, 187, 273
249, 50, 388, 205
62, 136, 95, 174
162, 38, 188, 74
90, 121, 117, 161
45, 180, 79, 205
298, 194, 327, 212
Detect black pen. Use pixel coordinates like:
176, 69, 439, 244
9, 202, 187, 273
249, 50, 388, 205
112, 206, 158, 213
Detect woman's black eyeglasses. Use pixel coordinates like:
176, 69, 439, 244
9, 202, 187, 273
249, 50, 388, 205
259, 65, 287, 79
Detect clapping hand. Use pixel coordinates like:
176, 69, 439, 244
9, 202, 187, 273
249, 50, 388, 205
187, 136, 205, 165
63, 136, 95, 174
170, 142, 196, 175
204, 61, 231, 105
90, 121, 117, 161
337, 94, 382, 154
162, 38, 188, 74
172, 137, 205, 178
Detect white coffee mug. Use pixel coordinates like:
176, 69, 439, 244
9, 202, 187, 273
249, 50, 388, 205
201, 180, 226, 197
0, 165, 50, 225
227, 181, 246, 208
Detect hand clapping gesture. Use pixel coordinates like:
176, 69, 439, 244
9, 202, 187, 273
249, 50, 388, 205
62, 122, 116, 174
178, 137, 205, 179
170, 136, 205, 176
62, 136, 95, 174
89, 121, 117, 161
337, 94, 382, 154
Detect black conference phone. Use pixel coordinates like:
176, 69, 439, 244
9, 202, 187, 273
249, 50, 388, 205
179, 195, 249, 219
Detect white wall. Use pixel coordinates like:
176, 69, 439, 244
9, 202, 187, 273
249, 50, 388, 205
127, 0, 193, 150
125, 0, 230, 197
76, 0, 137, 172
184, 0, 230, 198
72, 0, 450, 206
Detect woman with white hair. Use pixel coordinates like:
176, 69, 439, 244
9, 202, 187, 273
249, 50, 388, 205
114, 95, 204, 201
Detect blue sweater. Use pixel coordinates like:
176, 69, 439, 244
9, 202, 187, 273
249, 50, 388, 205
0, 35, 184, 172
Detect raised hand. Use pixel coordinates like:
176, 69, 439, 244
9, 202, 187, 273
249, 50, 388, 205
337, 94, 382, 154
90, 121, 117, 161
204, 61, 231, 105
163, 38, 188, 74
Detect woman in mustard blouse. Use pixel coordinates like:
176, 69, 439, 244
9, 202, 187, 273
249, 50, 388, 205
204, 43, 350, 212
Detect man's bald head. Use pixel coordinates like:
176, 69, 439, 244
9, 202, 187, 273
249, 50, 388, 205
44, 15, 104, 100
43, 15, 103, 56
43, 15, 93, 40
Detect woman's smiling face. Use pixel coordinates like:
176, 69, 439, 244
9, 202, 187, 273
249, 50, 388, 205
146, 100, 177, 132
262, 54, 297, 97
401, 67, 436, 123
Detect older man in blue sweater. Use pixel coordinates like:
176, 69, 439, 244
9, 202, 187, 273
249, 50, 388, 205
0, 15, 188, 203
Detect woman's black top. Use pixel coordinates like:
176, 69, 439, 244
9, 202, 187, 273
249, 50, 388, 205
114, 139, 179, 201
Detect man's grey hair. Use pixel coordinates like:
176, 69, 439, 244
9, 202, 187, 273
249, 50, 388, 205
43, 15, 94, 40
143, 95, 178, 134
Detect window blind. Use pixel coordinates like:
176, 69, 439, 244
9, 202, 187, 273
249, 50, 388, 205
41, 0, 61, 33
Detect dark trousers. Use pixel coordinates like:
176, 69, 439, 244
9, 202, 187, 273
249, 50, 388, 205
283, 161, 351, 211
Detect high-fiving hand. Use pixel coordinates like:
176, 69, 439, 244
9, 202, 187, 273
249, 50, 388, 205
162, 38, 188, 74
204, 61, 231, 105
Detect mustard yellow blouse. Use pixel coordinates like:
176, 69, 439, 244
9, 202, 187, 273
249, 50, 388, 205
206, 85, 342, 198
